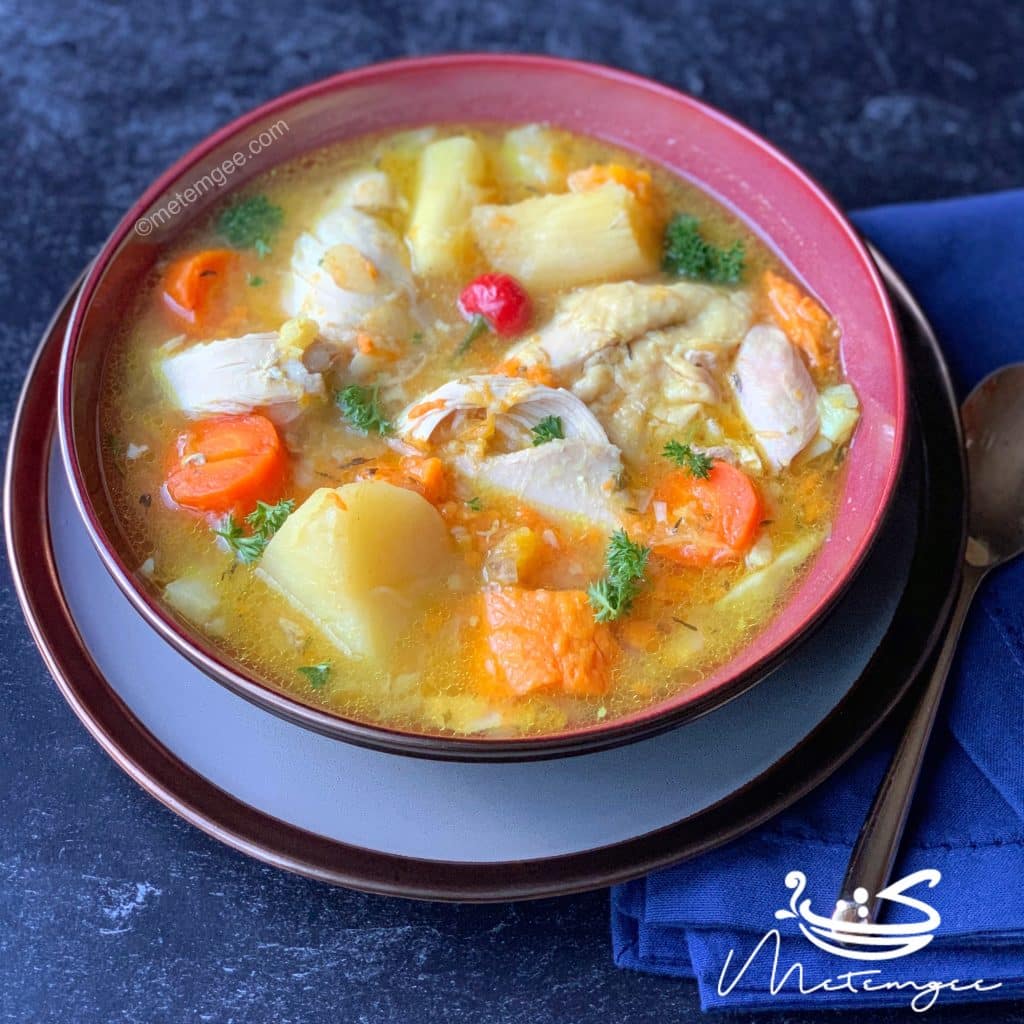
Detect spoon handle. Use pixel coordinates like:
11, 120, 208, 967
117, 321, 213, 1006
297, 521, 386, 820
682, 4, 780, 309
833, 562, 984, 925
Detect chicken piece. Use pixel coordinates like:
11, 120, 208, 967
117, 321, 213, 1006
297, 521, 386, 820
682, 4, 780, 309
281, 176, 421, 360
505, 280, 751, 378
397, 375, 611, 452
571, 325, 720, 463
732, 325, 820, 471
158, 329, 324, 418
464, 438, 623, 529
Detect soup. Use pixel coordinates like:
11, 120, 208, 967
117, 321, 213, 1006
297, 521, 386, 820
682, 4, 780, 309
100, 124, 860, 738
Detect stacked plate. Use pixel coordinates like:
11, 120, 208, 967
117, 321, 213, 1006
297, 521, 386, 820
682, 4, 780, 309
5, 253, 963, 900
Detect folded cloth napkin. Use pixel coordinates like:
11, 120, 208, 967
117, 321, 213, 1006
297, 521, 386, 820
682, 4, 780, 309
611, 190, 1024, 1012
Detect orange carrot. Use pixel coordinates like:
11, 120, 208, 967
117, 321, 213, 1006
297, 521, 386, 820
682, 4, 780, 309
652, 462, 763, 567
567, 163, 653, 203
165, 414, 286, 516
492, 357, 557, 388
354, 455, 449, 506
162, 250, 237, 330
762, 270, 834, 370
480, 588, 617, 697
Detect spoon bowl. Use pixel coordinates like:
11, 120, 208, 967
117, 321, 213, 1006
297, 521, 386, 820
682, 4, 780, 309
963, 364, 1024, 568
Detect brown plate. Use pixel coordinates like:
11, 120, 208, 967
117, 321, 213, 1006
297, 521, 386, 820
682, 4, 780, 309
4, 253, 964, 900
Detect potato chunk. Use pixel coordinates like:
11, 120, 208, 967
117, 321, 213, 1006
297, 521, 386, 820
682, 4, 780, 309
408, 136, 490, 276
258, 482, 453, 661
470, 183, 658, 291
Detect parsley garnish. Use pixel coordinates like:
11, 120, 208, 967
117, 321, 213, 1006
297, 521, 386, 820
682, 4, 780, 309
662, 214, 745, 284
298, 663, 331, 690
662, 439, 713, 478
217, 195, 283, 252
336, 384, 392, 435
247, 273, 265, 287
213, 498, 295, 564
466, 496, 483, 512
587, 529, 650, 623
531, 415, 565, 446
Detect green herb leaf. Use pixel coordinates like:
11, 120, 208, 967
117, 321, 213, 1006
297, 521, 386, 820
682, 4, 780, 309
662, 214, 745, 284
217, 195, 283, 251
246, 498, 295, 536
466, 496, 483, 512
247, 273, 265, 287
336, 384, 392, 436
587, 529, 650, 622
531, 415, 564, 446
213, 499, 294, 564
213, 514, 267, 563
298, 662, 331, 689
662, 439, 713, 478
455, 314, 489, 358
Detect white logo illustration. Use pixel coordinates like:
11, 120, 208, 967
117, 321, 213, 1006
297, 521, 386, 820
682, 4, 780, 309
774, 868, 942, 961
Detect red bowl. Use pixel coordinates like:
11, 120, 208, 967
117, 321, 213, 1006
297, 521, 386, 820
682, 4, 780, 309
58, 54, 907, 761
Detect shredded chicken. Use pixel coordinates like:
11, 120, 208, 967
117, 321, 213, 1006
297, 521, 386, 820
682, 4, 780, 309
506, 280, 752, 377
732, 325, 820, 471
158, 330, 324, 419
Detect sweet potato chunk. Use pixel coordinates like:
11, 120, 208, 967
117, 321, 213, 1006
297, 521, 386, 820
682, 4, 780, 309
480, 588, 617, 697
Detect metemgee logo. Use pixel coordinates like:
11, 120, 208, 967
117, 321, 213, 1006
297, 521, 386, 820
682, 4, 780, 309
776, 868, 941, 961
715, 869, 1003, 1012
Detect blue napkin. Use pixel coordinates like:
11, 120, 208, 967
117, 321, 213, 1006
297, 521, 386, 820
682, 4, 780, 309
611, 190, 1024, 1012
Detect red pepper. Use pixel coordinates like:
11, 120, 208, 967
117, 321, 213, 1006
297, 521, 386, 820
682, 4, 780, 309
456, 273, 532, 356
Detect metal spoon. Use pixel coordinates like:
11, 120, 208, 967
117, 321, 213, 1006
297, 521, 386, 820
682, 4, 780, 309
834, 363, 1024, 926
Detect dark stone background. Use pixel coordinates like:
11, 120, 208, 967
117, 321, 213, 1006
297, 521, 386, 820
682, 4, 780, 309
1, 2, 1022, 1021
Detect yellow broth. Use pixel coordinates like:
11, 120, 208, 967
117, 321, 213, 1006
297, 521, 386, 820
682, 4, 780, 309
99, 124, 854, 737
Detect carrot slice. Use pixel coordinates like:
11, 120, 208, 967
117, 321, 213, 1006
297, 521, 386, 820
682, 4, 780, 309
480, 588, 618, 698
761, 270, 834, 370
652, 462, 762, 567
165, 414, 286, 516
163, 250, 237, 330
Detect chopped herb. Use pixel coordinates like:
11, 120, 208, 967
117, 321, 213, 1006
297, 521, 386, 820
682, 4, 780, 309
662, 214, 745, 284
587, 529, 650, 623
247, 273, 265, 287
298, 662, 331, 690
336, 384, 392, 436
213, 498, 294, 564
662, 439, 713, 478
246, 498, 295, 536
455, 314, 489, 358
139, 493, 152, 508
411, 331, 424, 345
672, 617, 699, 631
466, 496, 483, 512
596, 706, 608, 720
531, 415, 564, 446
217, 195, 283, 251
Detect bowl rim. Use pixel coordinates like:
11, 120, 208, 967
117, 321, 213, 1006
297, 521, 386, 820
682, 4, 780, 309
58, 52, 908, 761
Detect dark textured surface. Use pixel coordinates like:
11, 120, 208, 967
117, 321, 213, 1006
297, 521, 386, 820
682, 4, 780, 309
2, 2, 1023, 1021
